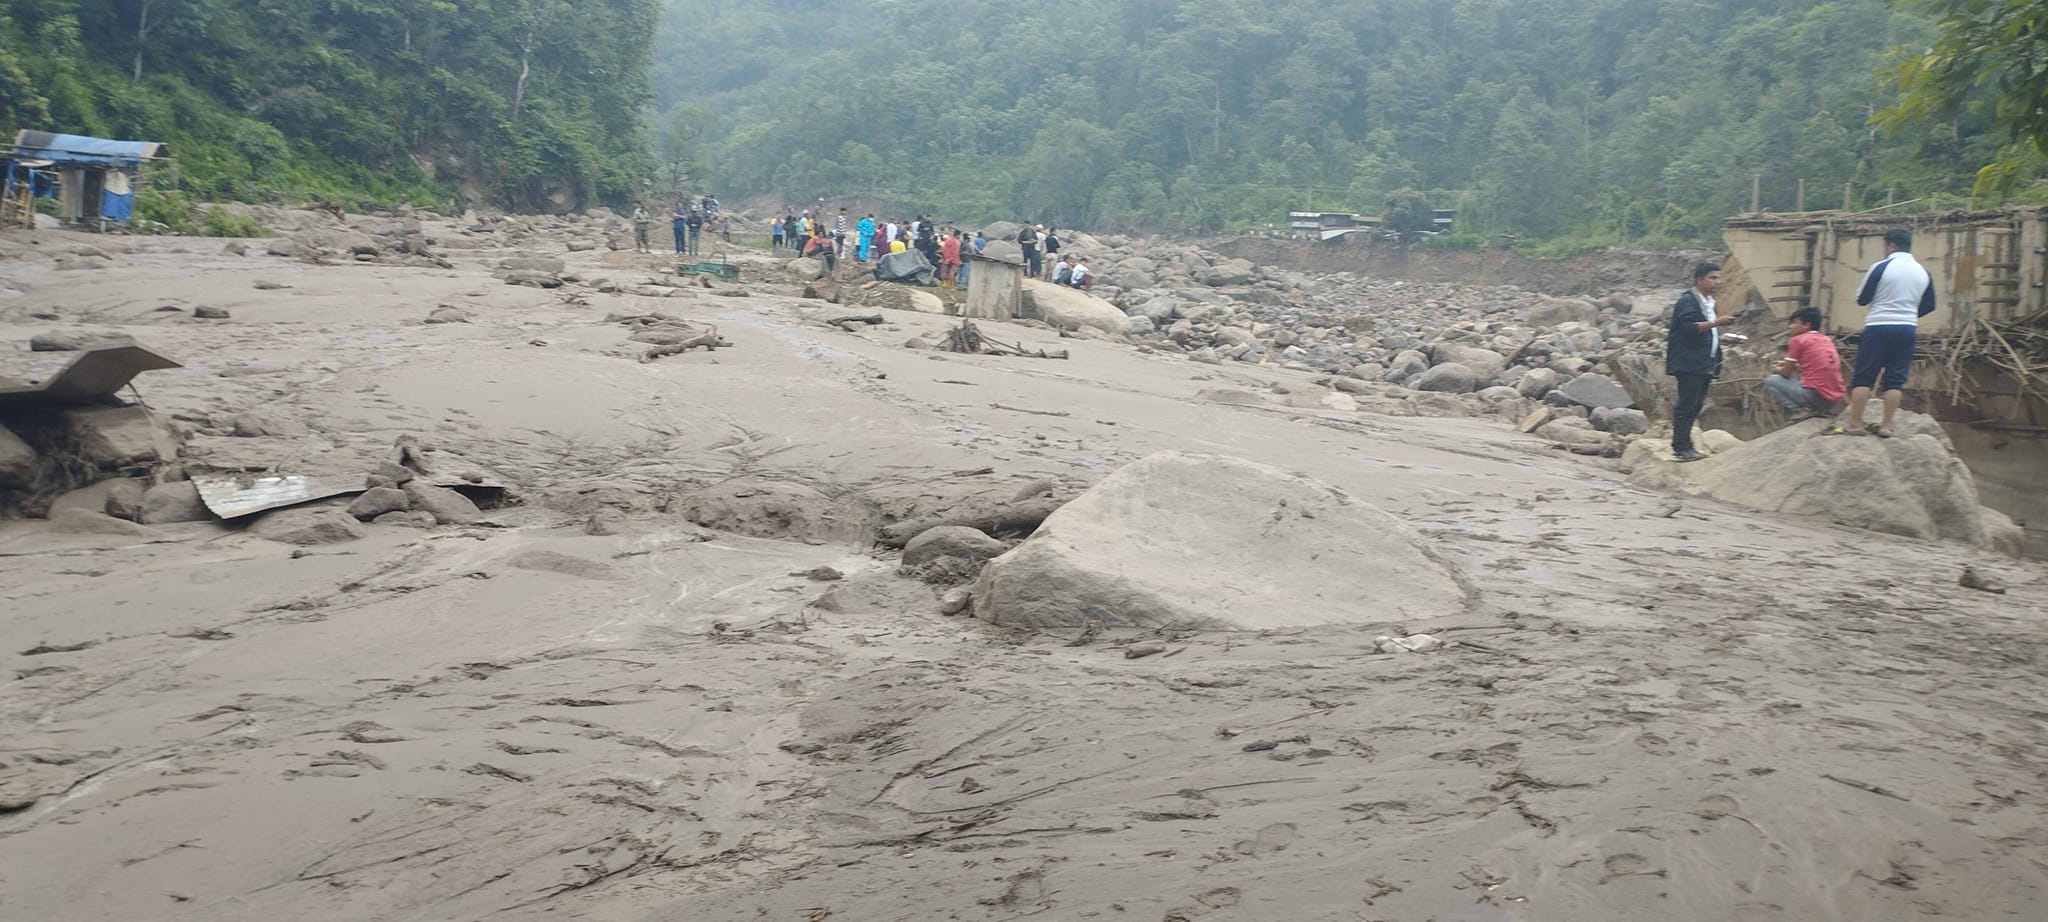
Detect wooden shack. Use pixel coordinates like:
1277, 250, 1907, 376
3, 131, 170, 230
963, 252, 1024, 321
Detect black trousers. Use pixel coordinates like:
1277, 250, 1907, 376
1671, 373, 1712, 451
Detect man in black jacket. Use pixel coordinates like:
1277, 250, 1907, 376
1666, 262, 1736, 461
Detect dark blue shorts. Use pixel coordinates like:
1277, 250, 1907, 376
1851, 324, 1916, 391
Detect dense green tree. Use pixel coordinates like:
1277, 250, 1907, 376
1882, 0, 2048, 193
658, 0, 2039, 243
1, 0, 660, 210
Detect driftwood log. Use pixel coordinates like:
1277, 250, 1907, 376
640, 324, 724, 362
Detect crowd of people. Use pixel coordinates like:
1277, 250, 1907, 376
630, 194, 722, 256
626, 195, 1104, 295
1664, 226, 1933, 462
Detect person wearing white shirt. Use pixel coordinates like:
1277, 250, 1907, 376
1841, 227, 1936, 438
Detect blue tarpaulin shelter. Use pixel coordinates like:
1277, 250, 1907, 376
4, 130, 168, 229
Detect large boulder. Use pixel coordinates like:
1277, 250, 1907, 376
973, 452, 1472, 629
1021, 280, 1128, 336
1625, 413, 1998, 546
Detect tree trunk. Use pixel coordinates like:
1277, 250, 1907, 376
133, 0, 157, 82
511, 51, 531, 124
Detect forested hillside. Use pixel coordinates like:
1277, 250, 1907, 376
0, 0, 659, 211
654, 0, 2035, 245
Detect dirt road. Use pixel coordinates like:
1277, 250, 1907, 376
2, 225, 2044, 921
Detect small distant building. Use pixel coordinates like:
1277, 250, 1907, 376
1286, 211, 1384, 241
1432, 209, 1456, 232
963, 251, 1024, 320
3, 131, 170, 230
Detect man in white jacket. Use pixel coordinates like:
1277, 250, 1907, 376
1842, 228, 1936, 438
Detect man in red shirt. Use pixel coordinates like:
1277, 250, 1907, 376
1763, 307, 1846, 423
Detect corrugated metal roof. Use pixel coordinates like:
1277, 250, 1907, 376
9, 131, 165, 166
191, 473, 365, 519
0, 344, 182, 411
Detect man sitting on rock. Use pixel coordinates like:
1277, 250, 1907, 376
1763, 307, 1844, 423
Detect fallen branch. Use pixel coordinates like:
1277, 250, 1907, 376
640, 324, 724, 362
827, 314, 884, 331
989, 403, 1070, 418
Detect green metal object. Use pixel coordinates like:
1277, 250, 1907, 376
678, 256, 739, 280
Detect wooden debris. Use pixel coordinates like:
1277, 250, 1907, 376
826, 314, 884, 331
990, 403, 1070, 418
640, 324, 725, 361
942, 319, 1068, 359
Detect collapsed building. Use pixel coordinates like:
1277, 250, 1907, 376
1720, 205, 2048, 555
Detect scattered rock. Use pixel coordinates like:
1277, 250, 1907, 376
230, 411, 309, 438
1590, 406, 1649, 435
902, 525, 1008, 567
939, 587, 973, 615
801, 566, 844, 581
30, 330, 135, 352
140, 481, 213, 524
584, 508, 628, 536
372, 510, 438, 528
223, 241, 249, 256
250, 507, 366, 545
402, 481, 482, 525
64, 405, 180, 467
1558, 373, 1634, 410
1959, 565, 2006, 594
0, 424, 38, 489
346, 487, 411, 520
48, 506, 163, 539
1412, 363, 1480, 394
1375, 633, 1446, 654
974, 452, 1472, 629
1514, 367, 1560, 398
425, 306, 470, 324
1124, 641, 1168, 659
192, 306, 231, 319
252, 279, 289, 289
508, 549, 622, 580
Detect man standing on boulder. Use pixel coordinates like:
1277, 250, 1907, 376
1841, 227, 1936, 438
1017, 223, 1042, 277
1665, 262, 1734, 462
631, 202, 651, 253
